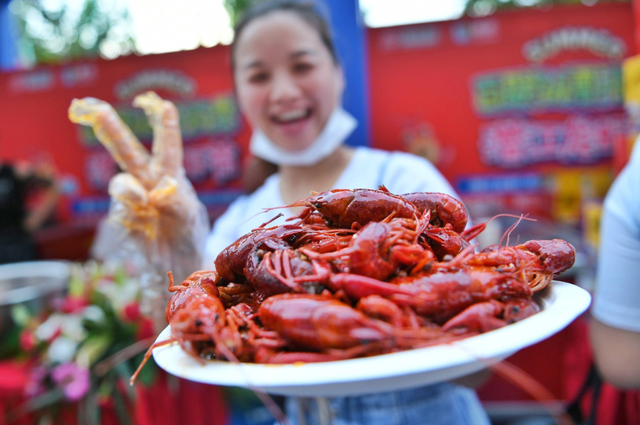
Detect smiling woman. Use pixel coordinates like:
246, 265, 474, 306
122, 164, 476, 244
201, 2, 491, 424
232, 6, 343, 152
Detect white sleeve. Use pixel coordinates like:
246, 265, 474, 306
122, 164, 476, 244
592, 147, 640, 332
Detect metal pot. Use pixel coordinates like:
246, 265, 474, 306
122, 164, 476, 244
0, 261, 71, 342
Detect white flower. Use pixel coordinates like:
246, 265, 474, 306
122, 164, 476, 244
82, 305, 106, 323
35, 313, 86, 342
96, 279, 139, 310
60, 314, 87, 342
34, 314, 64, 341
47, 336, 78, 364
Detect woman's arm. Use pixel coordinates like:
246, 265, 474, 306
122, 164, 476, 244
590, 318, 640, 389
590, 154, 640, 389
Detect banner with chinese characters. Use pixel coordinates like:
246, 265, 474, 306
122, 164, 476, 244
0, 46, 249, 222
368, 2, 635, 227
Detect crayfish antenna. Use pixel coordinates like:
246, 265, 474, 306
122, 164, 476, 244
500, 214, 527, 248
240, 209, 284, 228
464, 213, 536, 244
413, 210, 431, 244
263, 196, 311, 212
130, 337, 177, 386
461, 222, 487, 241
256, 213, 284, 229
436, 244, 477, 270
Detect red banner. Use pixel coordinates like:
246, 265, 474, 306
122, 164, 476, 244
0, 2, 636, 226
367, 2, 636, 223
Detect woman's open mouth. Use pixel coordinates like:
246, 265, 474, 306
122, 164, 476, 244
271, 108, 312, 125
270, 108, 314, 137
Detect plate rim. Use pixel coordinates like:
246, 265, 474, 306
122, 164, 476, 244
152, 280, 591, 391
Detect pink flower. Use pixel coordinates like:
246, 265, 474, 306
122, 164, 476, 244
51, 363, 90, 401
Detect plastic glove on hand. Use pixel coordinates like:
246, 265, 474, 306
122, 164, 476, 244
68, 92, 209, 287
69, 92, 205, 241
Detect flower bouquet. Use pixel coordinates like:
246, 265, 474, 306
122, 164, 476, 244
5, 260, 158, 424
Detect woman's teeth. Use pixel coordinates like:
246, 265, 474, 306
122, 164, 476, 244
276, 109, 308, 122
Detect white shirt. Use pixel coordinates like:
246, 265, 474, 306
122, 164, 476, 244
204, 146, 460, 265
592, 138, 640, 332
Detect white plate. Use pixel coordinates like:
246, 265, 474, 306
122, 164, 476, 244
153, 280, 591, 397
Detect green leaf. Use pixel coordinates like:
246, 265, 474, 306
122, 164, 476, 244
113, 362, 136, 399
84, 387, 101, 425
97, 378, 113, 399
223, 386, 264, 409
13, 388, 65, 417
76, 335, 112, 368
11, 304, 32, 327
38, 414, 54, 425
111, 383, 132, 425
114, 266, 127, 286
223, 0, 261, 26
0, 326, 22, 359
68, 274, 85, 297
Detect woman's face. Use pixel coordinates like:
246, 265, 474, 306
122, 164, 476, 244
233, 11, 344, 152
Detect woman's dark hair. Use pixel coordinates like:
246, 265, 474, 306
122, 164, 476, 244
231, 0, 339, 70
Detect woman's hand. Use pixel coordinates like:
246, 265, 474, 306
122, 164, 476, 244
68, 92, 210, 283
69, 92, 203, 240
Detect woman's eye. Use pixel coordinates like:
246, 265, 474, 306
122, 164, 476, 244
293, 63, 313, 74
249, 72, 269, 84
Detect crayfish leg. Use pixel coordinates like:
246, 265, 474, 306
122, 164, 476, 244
441, 301, 506, 334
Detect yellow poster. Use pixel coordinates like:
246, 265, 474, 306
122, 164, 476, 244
623, 55, 640, 160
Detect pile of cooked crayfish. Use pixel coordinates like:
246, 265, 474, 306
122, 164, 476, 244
132, 187, 575, 381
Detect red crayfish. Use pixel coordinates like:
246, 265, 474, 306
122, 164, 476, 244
132, 187, 576, 382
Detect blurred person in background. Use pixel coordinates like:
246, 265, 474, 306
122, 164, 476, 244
82, 0, 491, 423
0, 153, 59, 264
589, 136, 640, 389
